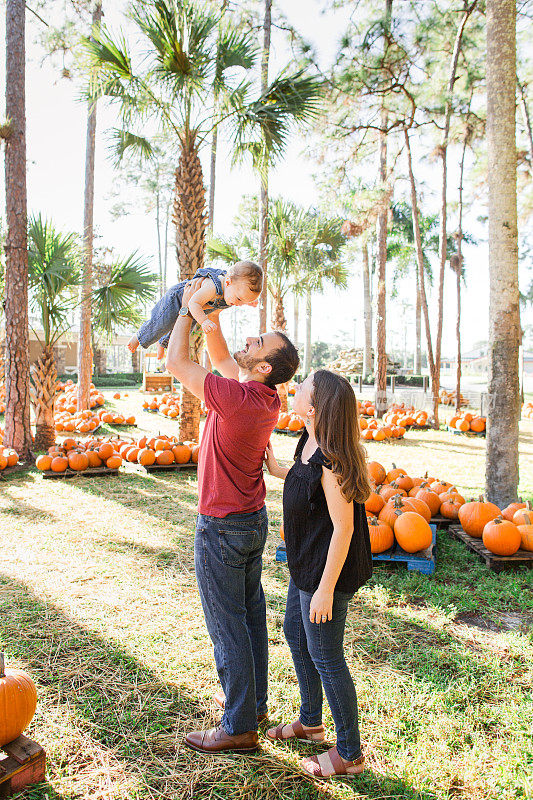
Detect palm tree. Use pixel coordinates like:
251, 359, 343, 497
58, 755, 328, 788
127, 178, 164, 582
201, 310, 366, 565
298, 215, 348, 377
85, 0, 322, 441
28, 217, 81, 451
485, 0, 520, 506
3, 0, 33, 459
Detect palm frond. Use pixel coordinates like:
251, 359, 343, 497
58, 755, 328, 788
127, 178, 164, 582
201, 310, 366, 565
206, 236, 241, 265
107, 128, 154, 166
91, 253, 159, 338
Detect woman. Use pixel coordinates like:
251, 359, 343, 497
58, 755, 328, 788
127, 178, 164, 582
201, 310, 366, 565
264, 369, 372, 780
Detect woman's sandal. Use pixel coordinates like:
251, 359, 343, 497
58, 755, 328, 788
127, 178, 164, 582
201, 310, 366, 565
300, 746, 365, 780
266, 719, 325, 744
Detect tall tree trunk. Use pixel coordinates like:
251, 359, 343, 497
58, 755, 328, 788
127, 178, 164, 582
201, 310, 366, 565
404, 128, 439, 424
174, 133, 206, 442
155, 179, 164, 293
362, 243, 372, 379
77, 1, 103, 412
414, 267, 422, 374
454, 106, 470, 414
374, 0, 392, 418
434, 1, 476, 419
208, 124, 218, 232
4, 0, 32, 459
30, 345, 57, 451
293, 294, 299, 349
486, 0, 520, 506
303, 290, 312, 376
258, 0, 272, 333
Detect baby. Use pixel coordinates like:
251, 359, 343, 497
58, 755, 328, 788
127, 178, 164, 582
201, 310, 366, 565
128, 261, 263, 358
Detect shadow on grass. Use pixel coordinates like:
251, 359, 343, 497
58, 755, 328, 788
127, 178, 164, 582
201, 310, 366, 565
1, 573, 440, 800
0, 491, 59, 523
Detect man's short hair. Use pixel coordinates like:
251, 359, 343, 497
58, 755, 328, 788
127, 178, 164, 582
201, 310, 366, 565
264, 332, 299, 388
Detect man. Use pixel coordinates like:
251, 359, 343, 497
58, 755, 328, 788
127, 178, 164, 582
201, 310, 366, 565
166, 279, 299, 754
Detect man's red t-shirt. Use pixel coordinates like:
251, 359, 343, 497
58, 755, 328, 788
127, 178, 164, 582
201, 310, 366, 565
198, 372, 281, 517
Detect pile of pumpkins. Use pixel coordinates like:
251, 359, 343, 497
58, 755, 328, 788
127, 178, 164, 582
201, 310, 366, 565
360, 418, 406, 441
439, 388, 467, 407
55, 382, 105, 411
36, 437, 124, 472
128, 435, 199, 466
449, 412, 486, 433
365, 460, 532, 557
276, 412, 306, 432
54, 408, 101, 433
383, 404, 430, 428
0, 444, 19, 470
358, 399, 376, 417
522, 402, 533, 420
96, 407, 136, 426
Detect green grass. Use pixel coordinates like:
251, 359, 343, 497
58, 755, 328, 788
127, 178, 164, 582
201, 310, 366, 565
1, 389, 532, 800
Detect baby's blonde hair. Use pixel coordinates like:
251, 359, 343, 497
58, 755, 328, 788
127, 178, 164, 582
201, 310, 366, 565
227, 261, 263, 294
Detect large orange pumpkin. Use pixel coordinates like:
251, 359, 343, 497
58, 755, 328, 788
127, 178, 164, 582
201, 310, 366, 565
414, 488, 441, 516
501, 501, 526, 522
98, 442, 114, 461
368, 516, 394, 554
459, 497, 501, 538
156, 450, 174, 465
517, 525, 533, 552
440, 499, 462, 520
36, 454, 52, 471
0, 653, 38, 747
51, 456, 68, 473
138, 448, 156, 466
482, 516, 521, 556
173, 443, 192, 464
68, 451, 89, 471
512, 505, 533, 526
106, 455, 122, 469
386, 465, 406, 483
378, 483, 407, 503
367, 461, 386, 485
403, 496, 432, 522
394, 512, 433, 553
365, 490, 385, 516
191, 445, 200, 463
277, 413, 290, 430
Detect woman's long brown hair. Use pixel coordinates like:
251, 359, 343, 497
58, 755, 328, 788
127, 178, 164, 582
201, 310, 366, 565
312, 370, 371, 504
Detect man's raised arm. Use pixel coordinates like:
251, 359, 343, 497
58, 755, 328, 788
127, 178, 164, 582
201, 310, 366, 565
205, 311, 239, 380
165, 282, 209, 401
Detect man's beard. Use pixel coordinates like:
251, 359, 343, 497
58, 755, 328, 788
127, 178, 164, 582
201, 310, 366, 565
233, 348, 263, 372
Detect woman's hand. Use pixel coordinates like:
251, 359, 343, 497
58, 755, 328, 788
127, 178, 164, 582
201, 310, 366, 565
309, 586, 334, 624
264, 440, 278, 474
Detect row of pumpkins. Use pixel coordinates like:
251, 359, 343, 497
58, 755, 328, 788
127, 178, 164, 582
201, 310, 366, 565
360, 418, 406, 441
142, 393, 207, 417
365, 460, 533, 556
36, 435, 199, 472
449, 412, 486, 432
276, 412, 306, 432
55, 382, 105, 411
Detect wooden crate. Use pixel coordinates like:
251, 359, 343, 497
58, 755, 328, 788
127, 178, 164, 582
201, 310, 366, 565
448, 524, 533, 572
42, 466, 119, 480
276, 525, 437, 576
0, 735, 46, 798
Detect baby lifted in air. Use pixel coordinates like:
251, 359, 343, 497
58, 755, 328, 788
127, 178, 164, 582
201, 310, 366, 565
128, 261, 263, 359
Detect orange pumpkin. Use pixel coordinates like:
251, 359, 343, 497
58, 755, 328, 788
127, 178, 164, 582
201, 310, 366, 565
501, 501, 526, 522
403, 496, 432, 522
87, 451, 103, 468
156, 450, 174, 465
379, 495, 409, 529
367, 461, 386, 485
68, 451, 89, 471
191, 445, 200, 463
277, 413, 290, 430
512, 505, 533, 526
394, 512, 433, 553
386, 465, 406, 483
395, 474, 414, 492
51, 456, 68, 472
138, 448, 156, 466
517, 525, 533, 552
482, 516, 521, 556
36, 454, 52, 471
459, 497, 501, 538
106, 455, 122, 469
414, 488, 441, 516
368, 516, 394, 554
0, 653, 38, 747
173, 443, 192, 464
440, 499, 462, 520
440, 490, 466, 506
280, 522, 285, 542
365, 490, 385, 516
98, 442, 114, 461
378, 483, 406, 503
470, 416, 486, 432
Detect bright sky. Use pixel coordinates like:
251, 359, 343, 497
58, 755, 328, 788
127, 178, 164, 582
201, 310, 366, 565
1, 1, 529, 361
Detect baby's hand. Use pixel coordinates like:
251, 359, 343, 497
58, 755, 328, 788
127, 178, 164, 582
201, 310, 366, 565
201, 319, 217, 334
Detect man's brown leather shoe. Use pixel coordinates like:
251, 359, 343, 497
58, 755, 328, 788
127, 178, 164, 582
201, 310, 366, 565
213, 690, 268, 724
184, 726, 260, 754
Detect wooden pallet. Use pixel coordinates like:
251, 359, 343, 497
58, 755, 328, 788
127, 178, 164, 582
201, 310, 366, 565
0, 735, 46, 797
447, 426, 486, 438
273, 428, 303, 437
431, 514, 455, 529
140, 461, 198, 473
276, 524, 437, 576
448, 524, 533, 572
42, 466, 119, 480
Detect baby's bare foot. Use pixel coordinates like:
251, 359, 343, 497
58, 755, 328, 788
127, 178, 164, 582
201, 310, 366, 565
128, 334, 139, 353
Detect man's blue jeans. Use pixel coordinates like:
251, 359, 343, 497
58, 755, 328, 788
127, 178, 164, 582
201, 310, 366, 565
195, 507, 269, 736
283, 577, 362, 760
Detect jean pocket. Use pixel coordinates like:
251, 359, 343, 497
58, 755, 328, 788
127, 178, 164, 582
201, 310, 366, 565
217, 528, 257, 567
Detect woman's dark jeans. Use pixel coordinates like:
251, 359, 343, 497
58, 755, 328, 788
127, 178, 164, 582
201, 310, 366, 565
283, 577, 362, 760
